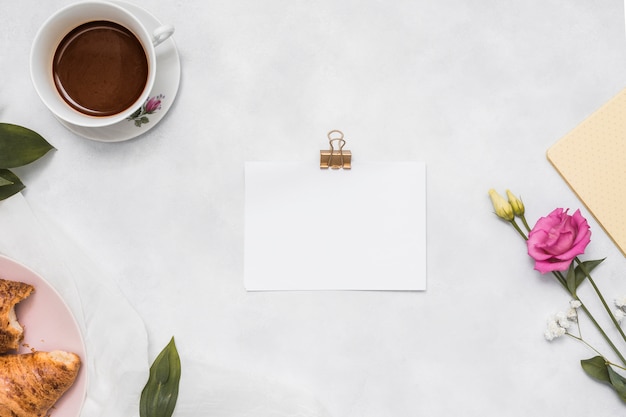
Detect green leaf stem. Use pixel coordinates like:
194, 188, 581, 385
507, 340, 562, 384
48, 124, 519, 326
566, 263, 577, 296
140, 337, 181, 417
0, 123, 54, 168
0, 169, 25, 200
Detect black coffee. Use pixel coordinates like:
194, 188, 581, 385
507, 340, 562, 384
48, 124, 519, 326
53, 20, 149, 117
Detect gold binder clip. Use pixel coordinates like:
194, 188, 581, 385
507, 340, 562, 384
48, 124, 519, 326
320, 130, 352, 169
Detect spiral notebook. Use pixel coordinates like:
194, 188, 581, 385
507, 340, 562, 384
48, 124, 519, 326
547, 87, 626, 256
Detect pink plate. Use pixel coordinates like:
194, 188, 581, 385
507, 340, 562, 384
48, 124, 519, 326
0, 254, 87, 417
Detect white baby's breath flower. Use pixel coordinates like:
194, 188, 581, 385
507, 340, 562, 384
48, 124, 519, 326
555, 311, 570, 329
615, 296, 626, 308
545, 324, 566, 341
545, 315, 567, 341
615, 309, 626, 324
570, 300, 582, 309
566, 308, 578, 322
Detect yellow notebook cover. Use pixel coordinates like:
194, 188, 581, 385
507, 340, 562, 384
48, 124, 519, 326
547, 87, 626, 256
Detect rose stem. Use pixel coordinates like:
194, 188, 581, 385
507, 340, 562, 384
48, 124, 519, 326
552, 269, 626, 366
509, 219, 626, 365
575, 258, 626, 347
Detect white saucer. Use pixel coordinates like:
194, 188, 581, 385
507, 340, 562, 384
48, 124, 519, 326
58, 1, 180, 142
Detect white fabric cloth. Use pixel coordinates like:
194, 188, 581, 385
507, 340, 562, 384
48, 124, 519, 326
177, 360, 332, 417
0, 193, 148, 417
0, 193, 331, 416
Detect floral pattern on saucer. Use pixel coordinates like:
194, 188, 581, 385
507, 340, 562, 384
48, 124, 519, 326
127, 94, 165, 127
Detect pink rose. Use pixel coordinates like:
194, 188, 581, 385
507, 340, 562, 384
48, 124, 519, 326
145, 96, 162, 113
527, 208, 591, 273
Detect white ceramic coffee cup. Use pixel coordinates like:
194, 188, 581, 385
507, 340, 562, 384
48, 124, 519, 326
30, 1, 174, 128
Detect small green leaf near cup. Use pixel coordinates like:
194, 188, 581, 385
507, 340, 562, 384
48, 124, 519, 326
0, 123, 54, 201
0, 169, 25, 201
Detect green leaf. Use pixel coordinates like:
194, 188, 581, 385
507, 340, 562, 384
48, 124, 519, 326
566, 262, 577, 296
581, 356, 611, 383
0, 123, 54, 168
581, 357, 626, 402
0, 169, 25, 201
573, 258, 605, 291
140, 337, 181, 417
607, 366, 626, 402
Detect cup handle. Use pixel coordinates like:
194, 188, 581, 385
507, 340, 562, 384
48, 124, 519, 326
152, 24, 175, 47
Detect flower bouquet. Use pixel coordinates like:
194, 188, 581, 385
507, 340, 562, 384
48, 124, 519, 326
489, 189, 626, 403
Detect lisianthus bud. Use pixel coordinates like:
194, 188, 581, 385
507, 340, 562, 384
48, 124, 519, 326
488, 189, 514, 221
506, 190, 525, 217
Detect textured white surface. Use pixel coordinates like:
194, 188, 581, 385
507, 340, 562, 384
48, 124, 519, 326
2, 0, 626, 415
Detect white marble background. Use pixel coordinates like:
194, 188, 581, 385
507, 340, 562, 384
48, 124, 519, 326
2, 0, 626, 415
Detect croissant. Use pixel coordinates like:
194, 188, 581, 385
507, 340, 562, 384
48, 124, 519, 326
0, 279, 34, 353
0, 350, 81, 417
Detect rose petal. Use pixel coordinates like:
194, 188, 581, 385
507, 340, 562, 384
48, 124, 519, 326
546, 230, 575, 255
526, 207, 592, 273
534, 258, 571, 273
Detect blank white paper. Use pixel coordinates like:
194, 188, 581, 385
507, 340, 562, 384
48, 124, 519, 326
244, 161, 426, 291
